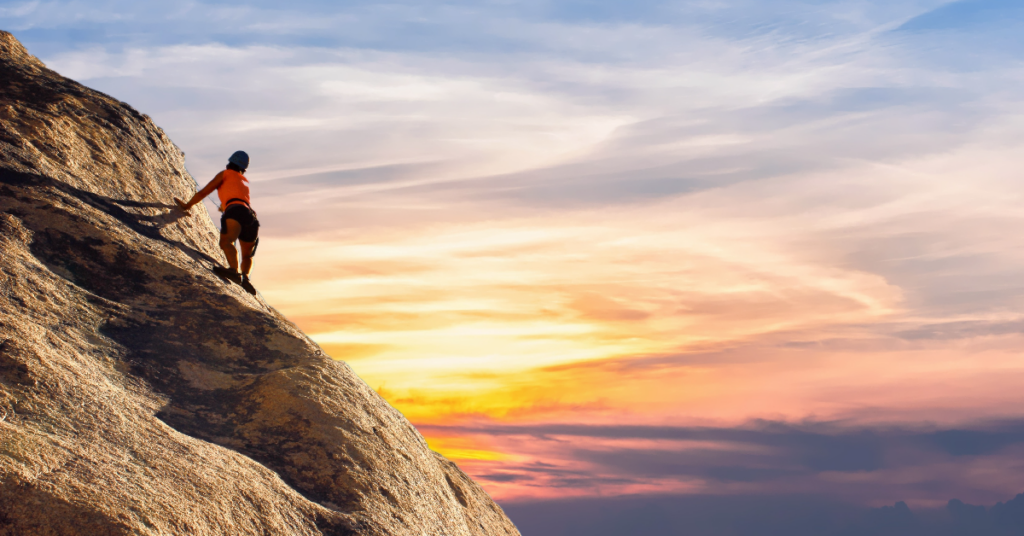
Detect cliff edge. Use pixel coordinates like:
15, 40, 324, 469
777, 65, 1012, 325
0, 31, 521, 536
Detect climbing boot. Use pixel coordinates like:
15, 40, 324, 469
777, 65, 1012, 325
212, 266, 242, 284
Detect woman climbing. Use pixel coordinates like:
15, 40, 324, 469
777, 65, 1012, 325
174, 150, 259, 295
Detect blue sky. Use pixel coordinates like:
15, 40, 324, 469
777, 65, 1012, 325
7, 1, 1024, 534
8, 0, 1016, 195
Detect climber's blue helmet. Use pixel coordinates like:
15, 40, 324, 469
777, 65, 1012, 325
228, 150, 249, 171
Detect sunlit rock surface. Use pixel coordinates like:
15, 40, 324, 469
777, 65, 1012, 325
0, 31, 520, 536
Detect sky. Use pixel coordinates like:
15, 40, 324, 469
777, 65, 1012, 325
7, 0, 1024, 532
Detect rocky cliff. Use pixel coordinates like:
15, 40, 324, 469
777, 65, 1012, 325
0, 31, 521, 536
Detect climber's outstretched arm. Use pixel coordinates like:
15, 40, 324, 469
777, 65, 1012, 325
175, 174, 224, 213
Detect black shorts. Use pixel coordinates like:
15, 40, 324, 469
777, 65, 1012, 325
221, 203, 260, 243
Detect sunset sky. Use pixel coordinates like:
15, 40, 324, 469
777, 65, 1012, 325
8, 0, 1024, 531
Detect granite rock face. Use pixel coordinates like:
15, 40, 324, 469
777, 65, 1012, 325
0, 31, 520, 536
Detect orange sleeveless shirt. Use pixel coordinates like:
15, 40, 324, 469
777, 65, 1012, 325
215, 169, 250, 209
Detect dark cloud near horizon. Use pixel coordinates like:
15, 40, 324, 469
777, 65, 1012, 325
422, 419, 1024, 501
501, 492, 1024, 536
422, 419, 1024, 450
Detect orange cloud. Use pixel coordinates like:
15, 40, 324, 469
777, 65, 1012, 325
253, 147, 1024, 502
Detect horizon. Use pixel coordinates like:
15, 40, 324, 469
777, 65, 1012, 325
7, 0, 1024, 532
